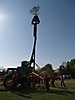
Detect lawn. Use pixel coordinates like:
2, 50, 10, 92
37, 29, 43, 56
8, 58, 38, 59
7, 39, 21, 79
0, 79, 75, 100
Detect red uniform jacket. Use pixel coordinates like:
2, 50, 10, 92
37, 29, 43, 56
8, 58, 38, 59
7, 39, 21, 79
12, 74, 17, 83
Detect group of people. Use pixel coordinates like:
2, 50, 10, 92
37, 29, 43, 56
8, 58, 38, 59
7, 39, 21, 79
11, 73, 41, 92
11, 72, 65, 93
43, 75, 56, 92
44, 74, 66, 92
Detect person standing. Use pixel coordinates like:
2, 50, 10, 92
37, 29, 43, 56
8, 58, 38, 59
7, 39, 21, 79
27, 75, 31, 87
37, 75, 41, 87
50, 75, 55, 87
44, 75, 50, 92
60, 74, 65, 87
11, 72, 18, 93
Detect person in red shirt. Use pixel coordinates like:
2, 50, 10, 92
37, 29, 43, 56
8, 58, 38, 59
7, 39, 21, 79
44, 75, 50, 92
27, 75, 32, 87
37, 75, 41, 87
50, 75, 55, 87
32, 75, 37, 87
11, 72, 18, 92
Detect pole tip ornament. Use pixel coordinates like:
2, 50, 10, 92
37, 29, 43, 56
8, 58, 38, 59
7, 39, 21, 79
30, 6, 40, 15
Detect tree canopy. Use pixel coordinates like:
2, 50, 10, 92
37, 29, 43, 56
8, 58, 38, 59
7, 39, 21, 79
40, 63, 53, 75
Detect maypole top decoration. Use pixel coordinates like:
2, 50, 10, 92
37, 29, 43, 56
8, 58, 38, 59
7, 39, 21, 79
30, 6, 40, 15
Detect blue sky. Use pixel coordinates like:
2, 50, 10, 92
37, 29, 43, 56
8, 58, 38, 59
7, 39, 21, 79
0, 0, 75, 69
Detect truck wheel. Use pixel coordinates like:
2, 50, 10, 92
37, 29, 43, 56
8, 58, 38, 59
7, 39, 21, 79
3, 77, 13, 89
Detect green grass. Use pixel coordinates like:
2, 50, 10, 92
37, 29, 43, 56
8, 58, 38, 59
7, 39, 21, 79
0, 79, 75, 100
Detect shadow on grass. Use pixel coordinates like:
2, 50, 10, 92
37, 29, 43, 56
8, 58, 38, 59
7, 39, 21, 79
0, 89, 9, 92
16, 92, 31, 98
16, 86, 46, 94
0, 86, 32, 98
50, 87, 74, 95
0, 85, 74, 97
16, 86, 74, 96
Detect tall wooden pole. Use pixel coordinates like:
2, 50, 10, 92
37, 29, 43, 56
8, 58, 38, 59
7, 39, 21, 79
30, 6, 40, 71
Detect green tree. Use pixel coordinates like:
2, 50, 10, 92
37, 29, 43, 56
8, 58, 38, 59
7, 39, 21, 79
0, 67, 6, 76
66, 61, 70, 70
41, 63, 53, 75
72, 65, 75, 71
69, 59, 75, 71
59, 65, 65, 74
